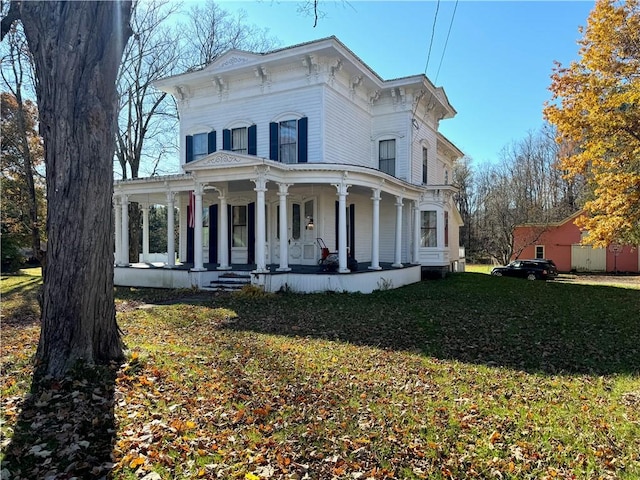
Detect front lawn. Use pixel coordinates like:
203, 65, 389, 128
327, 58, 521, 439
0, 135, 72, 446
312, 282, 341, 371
1, 271, 639, 479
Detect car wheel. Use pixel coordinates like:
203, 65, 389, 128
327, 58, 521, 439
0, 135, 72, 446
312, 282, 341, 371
526, 273, 537, 281
492, 271, 502, 276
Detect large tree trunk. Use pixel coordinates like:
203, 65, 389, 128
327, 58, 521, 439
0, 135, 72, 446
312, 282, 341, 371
12, 1, 132, 378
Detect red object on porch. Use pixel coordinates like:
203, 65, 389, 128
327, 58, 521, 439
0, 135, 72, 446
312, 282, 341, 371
316, 237, 330, 260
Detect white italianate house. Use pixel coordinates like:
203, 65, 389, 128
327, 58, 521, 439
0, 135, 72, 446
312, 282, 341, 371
114, 36, 465, 293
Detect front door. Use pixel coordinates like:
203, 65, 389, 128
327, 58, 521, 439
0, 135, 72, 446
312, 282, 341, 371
273, 198, 317, 266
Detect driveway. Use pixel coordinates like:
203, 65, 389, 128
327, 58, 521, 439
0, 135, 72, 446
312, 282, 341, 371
555, 273, 640, 289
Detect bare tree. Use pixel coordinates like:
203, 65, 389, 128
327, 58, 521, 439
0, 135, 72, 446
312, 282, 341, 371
467, 127, 586, 264
183, 0, 279, 70
1, 1, 133, 378
116, 0, 181, 262
0, 24, 43, 263
452, 156, 474, 253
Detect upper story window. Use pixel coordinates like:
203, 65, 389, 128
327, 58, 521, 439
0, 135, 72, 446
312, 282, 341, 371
186, 131, 216, 163
422, 147, 428, 184
379, 139, 395, 176
279, 120, 297, 164
269, 117, 308, 163
193, 133, 208, 161
222, 125, 256, 155
444, 168, 449, 185
231, 127, 247, 154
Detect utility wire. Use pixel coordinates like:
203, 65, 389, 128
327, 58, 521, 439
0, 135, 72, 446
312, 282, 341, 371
435, 0, 459, 84
412, 0, 441, 124
423, 0, 441, 76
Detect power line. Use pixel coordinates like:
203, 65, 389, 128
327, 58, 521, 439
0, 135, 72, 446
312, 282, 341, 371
423, 0, 441, 76
435, 0, 459, 84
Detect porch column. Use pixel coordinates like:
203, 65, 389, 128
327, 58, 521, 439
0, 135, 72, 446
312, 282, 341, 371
277, 183, 291, 272
413, 201, 421, 264
392, 195, 403, 268
253, 173, 268, 273
193, 184, 205, 271
369, 188, 382, 270
121, 194, 130, 267
218, 190, 231, 270
141, 203, 150, 262
334, 182, 351, 273
114, 196, 122, 266
165, 192, 176, 267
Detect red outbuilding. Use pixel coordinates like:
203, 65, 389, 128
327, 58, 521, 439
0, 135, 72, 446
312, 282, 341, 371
512, 211, 639, 273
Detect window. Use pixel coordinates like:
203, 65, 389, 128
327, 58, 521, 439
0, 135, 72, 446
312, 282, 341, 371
304, 200, 314, 231
422, 148, 428, 184
379, 139, 395, 176
202, 207, 209, 246
444, 168, 449, 185
292, 203, 301, 240
535, 245, 544, 259
193, 133, 208, 160
232, 206, 247, 247
231, 127, 247, 154
421, 211, 437, 247
279, 120, 297, 164
270, 118, 307, 163
444, 211, 449, 247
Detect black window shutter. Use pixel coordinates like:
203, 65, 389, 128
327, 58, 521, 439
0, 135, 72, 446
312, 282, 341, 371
187, 223, 194, 263
227, 204, 232, 262
208, 131, 216, 154
248, 202, 256, 264
297, 117, 308, 163
209, 204, 218, 265
269, 122, 279, 161
335, 200, 339, 251
349, 204, 355, 258
186, 135, 193, 163
222, 129, 231, 150
248, 125, 257, 155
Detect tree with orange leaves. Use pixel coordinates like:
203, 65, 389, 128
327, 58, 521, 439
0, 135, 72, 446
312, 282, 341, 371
545, 0, 640, 246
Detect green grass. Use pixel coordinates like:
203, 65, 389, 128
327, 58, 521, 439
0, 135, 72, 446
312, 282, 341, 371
1, 270, 639, 479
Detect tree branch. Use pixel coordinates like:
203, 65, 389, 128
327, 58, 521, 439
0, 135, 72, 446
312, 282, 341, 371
1, 0, 20, 41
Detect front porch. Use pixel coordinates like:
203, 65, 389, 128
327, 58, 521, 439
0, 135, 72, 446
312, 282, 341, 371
114, 262, 421, 294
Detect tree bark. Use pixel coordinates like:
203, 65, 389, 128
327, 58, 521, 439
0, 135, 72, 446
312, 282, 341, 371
13, 1, 132, 378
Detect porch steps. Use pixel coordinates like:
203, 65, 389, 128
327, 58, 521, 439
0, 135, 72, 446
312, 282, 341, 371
207, 272, 252, 291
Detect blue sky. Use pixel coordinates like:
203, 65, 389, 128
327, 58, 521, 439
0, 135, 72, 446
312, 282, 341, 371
214, 0, 595, 164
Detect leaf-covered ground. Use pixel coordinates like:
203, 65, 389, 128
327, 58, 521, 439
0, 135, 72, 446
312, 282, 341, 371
1, 270, 639, 479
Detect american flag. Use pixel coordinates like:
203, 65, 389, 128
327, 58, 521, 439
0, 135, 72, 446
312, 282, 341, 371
187, 191, 195, 228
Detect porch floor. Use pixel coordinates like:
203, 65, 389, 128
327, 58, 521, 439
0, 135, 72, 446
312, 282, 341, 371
124, 261, 414, 274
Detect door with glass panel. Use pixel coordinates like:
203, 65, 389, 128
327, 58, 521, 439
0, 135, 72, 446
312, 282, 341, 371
230, 205, 248, 264
274, 198, 316, 266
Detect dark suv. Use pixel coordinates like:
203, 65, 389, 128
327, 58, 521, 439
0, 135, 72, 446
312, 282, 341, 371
491, 259, 557, 280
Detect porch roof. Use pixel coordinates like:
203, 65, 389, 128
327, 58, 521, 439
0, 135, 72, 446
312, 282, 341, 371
114, 152, 429, 204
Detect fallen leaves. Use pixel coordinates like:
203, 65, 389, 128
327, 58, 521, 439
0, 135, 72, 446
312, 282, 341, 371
2, 275, 640, 479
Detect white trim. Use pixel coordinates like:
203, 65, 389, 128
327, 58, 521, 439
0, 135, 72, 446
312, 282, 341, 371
185, 125, 214, 135
224, 119, 254, 130
372, 132, 404, 142
272, 111, 305, 123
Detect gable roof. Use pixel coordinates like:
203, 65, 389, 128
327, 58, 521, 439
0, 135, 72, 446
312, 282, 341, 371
514, 210, 585, 229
